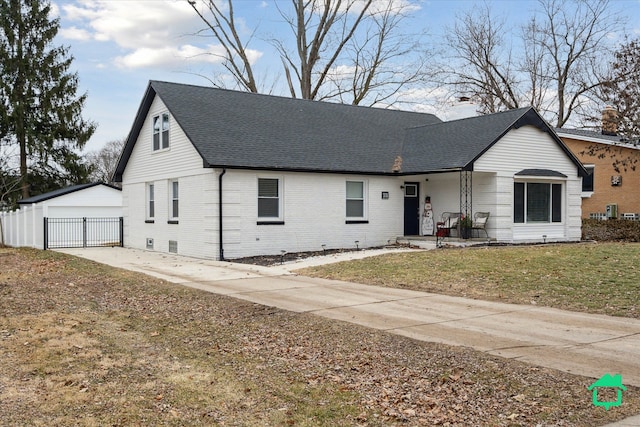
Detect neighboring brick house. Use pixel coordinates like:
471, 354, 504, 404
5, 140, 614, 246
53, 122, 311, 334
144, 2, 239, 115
557, 128, 640, 220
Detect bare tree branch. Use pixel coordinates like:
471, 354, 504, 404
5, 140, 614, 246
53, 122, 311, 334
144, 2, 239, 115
526, 0, 620, 127
444, 3, 521, 114
187, 0, 259, 92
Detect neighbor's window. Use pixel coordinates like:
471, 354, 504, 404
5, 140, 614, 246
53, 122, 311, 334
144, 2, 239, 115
152, 113, 170, 151
258, 178, 281, 219
514, 182, 562, 223
170, 180, 179, 219
582, 165, 594, 193
346, 180, 365, 218
146, 183, 155, 220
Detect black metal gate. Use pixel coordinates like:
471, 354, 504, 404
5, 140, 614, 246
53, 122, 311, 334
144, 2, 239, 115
44, 217, 123, 249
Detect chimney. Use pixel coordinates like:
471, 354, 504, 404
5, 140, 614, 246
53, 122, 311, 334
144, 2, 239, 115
601, 106, 618, 136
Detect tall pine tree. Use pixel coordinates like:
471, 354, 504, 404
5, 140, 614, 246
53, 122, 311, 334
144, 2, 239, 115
0, 0, 95, 200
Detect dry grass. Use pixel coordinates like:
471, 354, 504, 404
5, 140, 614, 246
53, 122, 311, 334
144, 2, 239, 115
296, 242, 640, 318
1, 247, 639, 426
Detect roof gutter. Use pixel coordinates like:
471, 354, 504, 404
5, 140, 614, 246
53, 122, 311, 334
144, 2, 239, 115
218, 168, 226, 261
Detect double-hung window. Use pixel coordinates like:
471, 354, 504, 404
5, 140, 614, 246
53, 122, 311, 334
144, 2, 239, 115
146, 183, 155, 222
152, 113, 170, 151
514, 182, 562, 223
346, 180, 366, 221
170, 180, 179, 221
257, 178, 283, 222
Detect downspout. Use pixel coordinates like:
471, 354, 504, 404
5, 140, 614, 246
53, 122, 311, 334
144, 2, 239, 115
218, 168, 226, 261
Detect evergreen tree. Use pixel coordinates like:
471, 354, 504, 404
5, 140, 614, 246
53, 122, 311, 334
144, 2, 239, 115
0, 0, 95, 200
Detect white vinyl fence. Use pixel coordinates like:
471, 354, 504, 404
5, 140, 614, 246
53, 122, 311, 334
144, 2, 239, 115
0, 204, 45, 249
0, 205, 123, 249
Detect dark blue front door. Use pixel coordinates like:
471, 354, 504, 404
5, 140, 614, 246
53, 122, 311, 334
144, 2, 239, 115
403, 182, 419, 235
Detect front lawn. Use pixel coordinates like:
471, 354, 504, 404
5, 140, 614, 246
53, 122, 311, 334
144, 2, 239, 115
1, 247, 639, 425
296, 242, 640, 318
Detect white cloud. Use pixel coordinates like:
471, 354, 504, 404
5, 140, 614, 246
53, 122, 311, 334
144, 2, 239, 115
59, 26, 92, 41
115, 44, 224, 69
58, 0, 262, 70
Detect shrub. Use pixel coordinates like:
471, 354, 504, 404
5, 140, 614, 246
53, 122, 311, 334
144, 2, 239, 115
582, 219, 640, 242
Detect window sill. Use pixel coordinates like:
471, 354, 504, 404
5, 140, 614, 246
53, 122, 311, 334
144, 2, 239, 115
346, 220, 369, 224
581, 191, 594, 198
145, 219, 155, 224
257, 221, 285, 225
168, 220, 179, 224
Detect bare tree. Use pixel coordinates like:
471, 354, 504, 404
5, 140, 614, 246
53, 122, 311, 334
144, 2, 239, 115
444, 3, 521, 114
600, 38, 640, 143
187, 0, 260, 92
578, 38, 640, 173
187, 0, 428, 106
273, 0, 373, 100
444, 0, 620, 125
527, 0, 620, 127
86, 139, 126, 185
324, 1, 429, 106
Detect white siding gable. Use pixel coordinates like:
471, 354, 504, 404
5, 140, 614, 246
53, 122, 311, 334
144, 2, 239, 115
475, 125, 582, 242
474, 125, 577, 176
122, 95, 204, 184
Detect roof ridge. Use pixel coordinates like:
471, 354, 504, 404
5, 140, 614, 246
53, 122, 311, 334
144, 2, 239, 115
149, 80, 440, 120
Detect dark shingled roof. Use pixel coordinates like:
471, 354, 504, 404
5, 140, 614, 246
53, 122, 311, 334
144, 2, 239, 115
114, 81, 587, 180
556, 127, 640, 149
18, 183, 121, 205
515, 169, 568, 178
402, 107, 545, 173
115, 81, 442, 180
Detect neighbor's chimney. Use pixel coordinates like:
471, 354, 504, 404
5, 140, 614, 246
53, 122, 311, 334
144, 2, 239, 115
601, 106, 618, 136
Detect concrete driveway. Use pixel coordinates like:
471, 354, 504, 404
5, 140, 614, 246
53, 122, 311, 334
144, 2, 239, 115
58, 247, 640, 390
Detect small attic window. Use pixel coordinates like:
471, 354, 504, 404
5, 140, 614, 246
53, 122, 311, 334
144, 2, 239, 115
152, 113, 170, 151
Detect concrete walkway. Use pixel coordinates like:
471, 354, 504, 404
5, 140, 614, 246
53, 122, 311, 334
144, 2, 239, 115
58, 247, 640, 386
57, 246, 640, 425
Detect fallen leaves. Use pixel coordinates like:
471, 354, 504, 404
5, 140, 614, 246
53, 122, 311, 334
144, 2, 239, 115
1, 248, 640, 426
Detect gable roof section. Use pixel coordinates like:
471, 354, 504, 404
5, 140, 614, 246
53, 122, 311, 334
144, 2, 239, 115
114, 81, 442, 180
556, 128, 640, 150
401, 107, 587, 176
114, 81, 587, 180
18, 183, 121, 205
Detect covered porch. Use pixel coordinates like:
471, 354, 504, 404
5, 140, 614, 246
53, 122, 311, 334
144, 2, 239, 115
400, 170, 495, 242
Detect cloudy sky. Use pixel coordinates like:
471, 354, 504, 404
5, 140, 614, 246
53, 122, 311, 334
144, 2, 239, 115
50, 0, 640, 153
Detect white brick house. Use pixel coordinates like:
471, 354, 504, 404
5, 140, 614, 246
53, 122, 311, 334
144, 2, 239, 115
114, 81, 587, 260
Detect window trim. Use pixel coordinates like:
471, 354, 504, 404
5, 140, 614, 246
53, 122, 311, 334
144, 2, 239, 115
146, 182, 155, 221
513, 180, 564, 224
257, 177, 284, 223
152, 112, 170, 152
581, 164, 594, 197
169, 180, 179, 221
346, 180, 367, 221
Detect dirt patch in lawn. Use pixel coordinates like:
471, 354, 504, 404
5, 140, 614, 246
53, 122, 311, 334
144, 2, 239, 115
1, 247, 638, 426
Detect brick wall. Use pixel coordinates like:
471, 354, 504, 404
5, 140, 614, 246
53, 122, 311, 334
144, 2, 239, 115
562, 137, 640, 218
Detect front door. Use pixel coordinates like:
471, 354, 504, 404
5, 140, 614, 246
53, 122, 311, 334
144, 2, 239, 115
403, 182, 420, 235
